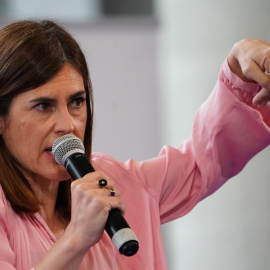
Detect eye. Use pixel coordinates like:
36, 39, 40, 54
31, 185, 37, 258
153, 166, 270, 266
35, 102, 51, 112
71, 97, 86, 108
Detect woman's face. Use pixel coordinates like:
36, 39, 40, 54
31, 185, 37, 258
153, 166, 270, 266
0, 64, 87, 185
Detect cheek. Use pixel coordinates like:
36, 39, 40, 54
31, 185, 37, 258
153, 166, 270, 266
75, 115, 88, 137
4, 118, 41, 157
14, 119, 38, 141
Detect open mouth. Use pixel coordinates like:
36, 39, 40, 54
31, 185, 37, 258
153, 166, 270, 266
46, 147, 52, 154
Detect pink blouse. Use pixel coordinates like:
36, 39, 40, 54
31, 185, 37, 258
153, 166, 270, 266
0, 60, 270, 270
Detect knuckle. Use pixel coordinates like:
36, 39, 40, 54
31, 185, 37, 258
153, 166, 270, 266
70, 180, 80, 191
95, 170, 106, 178
264, 48, 270, 58
259, 77, 270, 90
242, 64, 253, 77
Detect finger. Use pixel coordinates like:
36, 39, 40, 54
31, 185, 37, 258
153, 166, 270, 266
105, 187, 122, 198
107, 196, 126, 214
94, 172, 116, 188
97, 179, 116, 190
91, 186, 120, 197
88, 190, 125, 213
107, 188, 116, 197
252, 88, 270, 108
71, 178, 116, 196
97, 179, 107, 188
75, 170, 115, 187
241, 61, 270, 108
241, 60, 267, 83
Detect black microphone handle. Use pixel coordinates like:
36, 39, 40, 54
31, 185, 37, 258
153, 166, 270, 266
64, 153, 139, 256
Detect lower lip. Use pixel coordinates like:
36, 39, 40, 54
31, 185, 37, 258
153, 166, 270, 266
45, 151, 55, 161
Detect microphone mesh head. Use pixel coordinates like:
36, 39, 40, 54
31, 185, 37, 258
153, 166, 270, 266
52, 134, 85, 166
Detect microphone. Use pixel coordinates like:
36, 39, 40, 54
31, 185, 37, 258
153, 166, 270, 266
52, 134, 139, 256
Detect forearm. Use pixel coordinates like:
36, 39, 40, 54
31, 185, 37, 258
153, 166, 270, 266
194, 59, 270, 187
34, 233, 89, 270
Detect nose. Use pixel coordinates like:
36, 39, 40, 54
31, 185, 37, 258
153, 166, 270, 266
54, 107, 75, 135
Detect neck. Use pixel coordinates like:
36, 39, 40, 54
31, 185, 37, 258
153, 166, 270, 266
27, 178, 68, 237
37, 188, 68, 239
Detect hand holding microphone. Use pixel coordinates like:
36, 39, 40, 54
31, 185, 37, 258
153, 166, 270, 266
52, 134, 139, 256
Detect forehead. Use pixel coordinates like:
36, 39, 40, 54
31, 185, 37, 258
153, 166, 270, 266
49, 64, 83, 84
20, 64, 84, 99
37, 64, 84, 92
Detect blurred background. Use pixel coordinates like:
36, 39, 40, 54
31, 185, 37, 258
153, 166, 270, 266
1, 1, 270, 269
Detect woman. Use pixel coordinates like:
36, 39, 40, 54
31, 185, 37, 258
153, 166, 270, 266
0, 20, 270, 269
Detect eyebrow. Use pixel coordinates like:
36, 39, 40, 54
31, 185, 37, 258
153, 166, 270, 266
29, 90, 86, 104
69, 90, 87, 101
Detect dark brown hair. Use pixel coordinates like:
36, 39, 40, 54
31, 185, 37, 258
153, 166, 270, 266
0, 19, 93, 220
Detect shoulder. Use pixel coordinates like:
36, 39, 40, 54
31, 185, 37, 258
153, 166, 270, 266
91, 152, 135, 177
91, 152, 152, 191
91, 151, 168, 195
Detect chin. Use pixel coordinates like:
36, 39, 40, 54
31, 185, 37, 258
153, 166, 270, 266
49, 167, 70, 182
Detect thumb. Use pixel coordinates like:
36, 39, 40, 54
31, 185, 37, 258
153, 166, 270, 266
253, 88, 270, 108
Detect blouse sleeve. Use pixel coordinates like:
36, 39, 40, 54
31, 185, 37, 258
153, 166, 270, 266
125, 59, 270, 224
93, 59, 270, 225
157, 59, 270, 223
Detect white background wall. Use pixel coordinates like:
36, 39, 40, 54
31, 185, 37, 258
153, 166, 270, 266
2, 1, 270, 269
157, 1, 270, 269
68, 20, 159, 162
